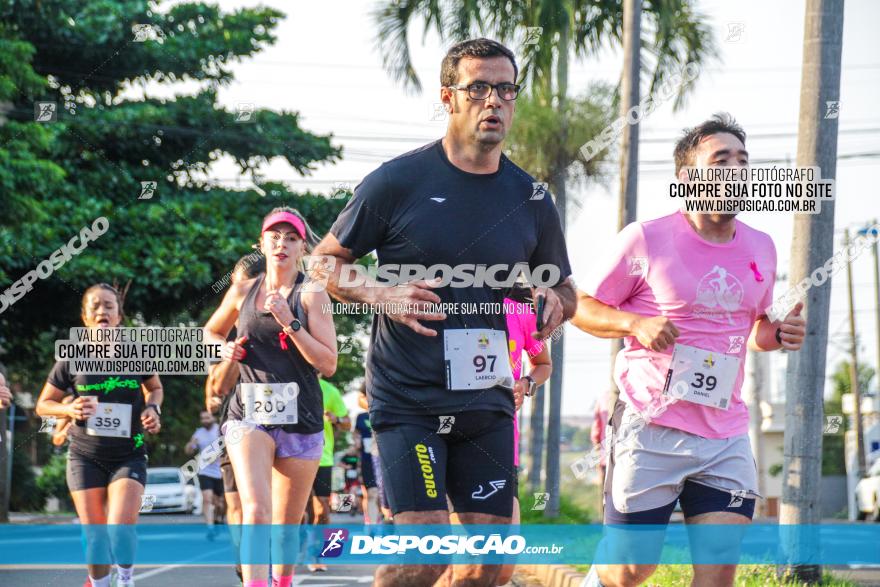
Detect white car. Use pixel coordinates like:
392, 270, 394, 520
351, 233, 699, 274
855, 460, 880, 521
142, 467, 202, 515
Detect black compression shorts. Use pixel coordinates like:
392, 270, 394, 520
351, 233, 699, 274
67, 452, 147, 492
372, 410, 514, 517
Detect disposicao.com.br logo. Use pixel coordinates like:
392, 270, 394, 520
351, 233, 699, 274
349, 534, 550, 556
320, 528, 349, 558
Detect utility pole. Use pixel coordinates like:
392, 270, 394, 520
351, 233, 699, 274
875, 223, 880, 384
745, 350, 768, 517
871, 222, 880, 384
846, 229, 867, 477
779, 0, 844, 582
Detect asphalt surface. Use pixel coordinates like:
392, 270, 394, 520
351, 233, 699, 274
0, 513, 379, 587
5, 513, 880, 586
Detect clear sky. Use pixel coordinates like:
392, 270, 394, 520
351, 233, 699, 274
182, 0, 880, 415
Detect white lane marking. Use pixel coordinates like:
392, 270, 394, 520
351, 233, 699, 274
132, 548, 227, 580
293, 577, 374, 585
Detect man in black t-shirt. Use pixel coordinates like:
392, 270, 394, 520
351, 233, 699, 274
314, 38, 575, 587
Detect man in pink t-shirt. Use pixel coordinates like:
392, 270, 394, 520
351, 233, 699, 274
573, 114, 806, 587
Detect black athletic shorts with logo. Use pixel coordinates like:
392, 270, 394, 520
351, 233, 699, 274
372, 410, 514, 517
67, 452, 148, 492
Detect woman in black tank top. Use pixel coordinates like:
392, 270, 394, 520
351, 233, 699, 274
204, 207, 337, 585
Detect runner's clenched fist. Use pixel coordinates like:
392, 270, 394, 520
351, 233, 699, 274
631, 315, 681, 352
778, 302, 806, 351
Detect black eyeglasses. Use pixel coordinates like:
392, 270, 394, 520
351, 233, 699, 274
448, 82, 521, 101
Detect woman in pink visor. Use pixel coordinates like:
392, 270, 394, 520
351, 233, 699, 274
204, 207, 338, 587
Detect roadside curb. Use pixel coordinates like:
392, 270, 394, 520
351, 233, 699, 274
517, 564, 585, 587
7, 513, 77, 525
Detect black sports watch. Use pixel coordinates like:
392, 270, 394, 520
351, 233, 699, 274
146, 403, 162, 416
287, 318, 302, 332
523, 375, 537, 397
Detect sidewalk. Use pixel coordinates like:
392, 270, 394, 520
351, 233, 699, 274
830, 567, 880, 587
517, 564, 880, 587
7, 512, 77, 524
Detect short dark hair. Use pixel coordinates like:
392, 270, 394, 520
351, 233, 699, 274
673, 113, 746, 176
440, 38, 518, 87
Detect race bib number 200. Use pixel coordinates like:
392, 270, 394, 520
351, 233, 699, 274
664, 343, 741, 410
444, 329, 514, 391
241, 382, 298, 425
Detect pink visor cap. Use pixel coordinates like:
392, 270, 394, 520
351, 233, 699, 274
261, 211, 307, 240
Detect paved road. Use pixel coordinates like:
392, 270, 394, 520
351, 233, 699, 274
5, 513, 880, 586
0, 512, 379, 587
0, 564, 376, 587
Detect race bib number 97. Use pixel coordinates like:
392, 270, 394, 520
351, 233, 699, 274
444, 329, 514, 391
665, 343, 740, 410
241, 382, 299, 425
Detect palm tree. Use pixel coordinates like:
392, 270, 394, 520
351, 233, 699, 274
373, 0, 716, 104
372, 0, 717, 516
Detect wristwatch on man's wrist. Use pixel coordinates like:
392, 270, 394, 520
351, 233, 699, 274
523, 375, 537, 397
286, 318, 302, 333
146, 403, 162, 416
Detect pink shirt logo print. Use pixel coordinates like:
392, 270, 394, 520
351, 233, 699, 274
692, 265, 744, 325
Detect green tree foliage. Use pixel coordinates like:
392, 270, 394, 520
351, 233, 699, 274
504, 85, 615, 191
0, 1, 367, 466
35, 452, 72, 510
10, 446, 43, 511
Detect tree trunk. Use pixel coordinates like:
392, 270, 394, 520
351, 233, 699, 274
544, 16, 570, 519
607, 0, 641, 439
528, 386, 545, 494
779, 0, 844, 581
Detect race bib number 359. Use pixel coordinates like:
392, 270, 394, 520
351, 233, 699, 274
444, 329, 514, 391
86, 403, 132, 438
665, 343, 740, 410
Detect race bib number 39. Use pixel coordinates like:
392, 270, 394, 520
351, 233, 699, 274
665, 343, 741, 410
86, 403, 132, 438
241, 382, 298, 425
444, 329, 514, 391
